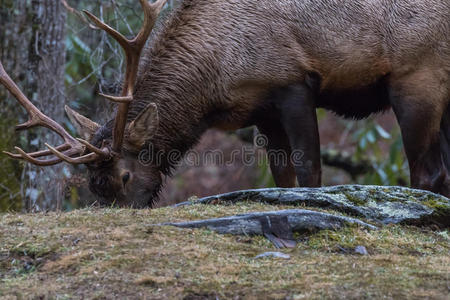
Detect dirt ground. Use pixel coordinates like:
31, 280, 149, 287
1, 203, 449, 299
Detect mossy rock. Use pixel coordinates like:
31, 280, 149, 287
177, 185, 450, 228
161, 208, 377, 235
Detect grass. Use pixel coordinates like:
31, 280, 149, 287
0, 203, 449, 299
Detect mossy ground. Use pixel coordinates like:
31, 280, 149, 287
1, 203, 449, 299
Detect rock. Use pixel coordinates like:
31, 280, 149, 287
175, 185, 450, 228
160, 209, 377, 240
354, 246, 369, 256
254, 252, 291, 260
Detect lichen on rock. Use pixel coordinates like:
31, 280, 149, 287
160, 209, 376, 234
176, 185, 450, 227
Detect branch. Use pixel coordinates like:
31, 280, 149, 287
320, 148, 372, 178
61, 0, 97, 29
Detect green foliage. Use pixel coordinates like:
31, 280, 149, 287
256, 154, 276, 188
353, 120, 409, 186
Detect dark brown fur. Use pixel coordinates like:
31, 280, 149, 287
86, 0, 450, 206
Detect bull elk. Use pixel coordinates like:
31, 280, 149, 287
0, 0, 449, 207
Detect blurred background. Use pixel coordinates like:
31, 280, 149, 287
0, 0, 409, 212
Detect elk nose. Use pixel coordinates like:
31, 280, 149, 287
122, 172, 131, 186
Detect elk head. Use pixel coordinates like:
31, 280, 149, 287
0, 0, 168, 208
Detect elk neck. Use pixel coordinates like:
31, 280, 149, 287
125, 8, 227, 174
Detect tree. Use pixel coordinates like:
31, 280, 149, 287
0, 0, 67, 211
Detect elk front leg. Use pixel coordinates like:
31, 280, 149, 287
389, 69, 450, 197
257, 122, 296, 188
276, 84, 322, 187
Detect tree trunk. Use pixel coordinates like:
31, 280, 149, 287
0, 0, 67, 211
28, 0, 67, 211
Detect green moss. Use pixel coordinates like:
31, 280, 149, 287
343, 192, 367, 206
422, 198, 450, 217
9, 241, 56, 259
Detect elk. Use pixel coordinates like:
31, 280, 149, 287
0, 0, 449, 207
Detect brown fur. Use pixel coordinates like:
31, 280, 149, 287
85, 0, 450, 206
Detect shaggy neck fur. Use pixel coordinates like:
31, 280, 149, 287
125, 0, 227, 174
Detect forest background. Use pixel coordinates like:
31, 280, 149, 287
0, 0, 409, 212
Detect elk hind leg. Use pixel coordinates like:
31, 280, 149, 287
439, 103, 450, 196
389, 68, 450, 197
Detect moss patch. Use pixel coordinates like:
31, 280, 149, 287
422, 198, 450, 217
1, 204, 449, 299
343, 192, 367, 206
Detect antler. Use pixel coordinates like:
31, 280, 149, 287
83, 0, 168, 152
0, 61, 109, 166
0, 0, 166, 166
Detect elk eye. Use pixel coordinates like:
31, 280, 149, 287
122, 172, 130, 185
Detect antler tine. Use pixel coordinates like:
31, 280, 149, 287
99, 93, 133, 104
13, 147, 63, 166
0, 60, 110, 165
0, 61, 45, 131
83, 0, 167, 53
0, 60, 80, 146
134, 0, 168, 49
82, 10, 131, 52
84, 0, 167, 152
3, 144, 71, 159
76, 138, 110, 157
45, 143, 101, 165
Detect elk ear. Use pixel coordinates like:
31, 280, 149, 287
65, 105, 100, 141
127, 103, 159, 148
